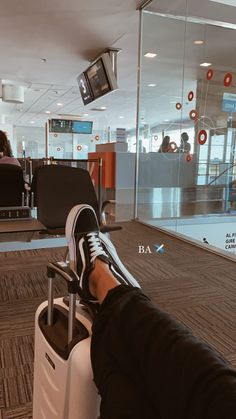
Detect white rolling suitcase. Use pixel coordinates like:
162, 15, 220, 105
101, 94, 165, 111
33, 261, 100, 419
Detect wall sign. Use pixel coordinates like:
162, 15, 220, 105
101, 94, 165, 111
225, 232, 236, 250
222, 92, 236, 112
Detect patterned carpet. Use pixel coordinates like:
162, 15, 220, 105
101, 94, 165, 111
0, 221, 236, 417
0, 247, 67, 419
111, 222, 236, 364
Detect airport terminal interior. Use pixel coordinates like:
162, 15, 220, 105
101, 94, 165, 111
0, 0, 236, 417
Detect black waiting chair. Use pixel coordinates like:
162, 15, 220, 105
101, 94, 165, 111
30, 164, 120, 235
0, 164, 28, 207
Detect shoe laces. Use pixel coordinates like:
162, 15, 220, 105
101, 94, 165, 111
87, 232, 107, 263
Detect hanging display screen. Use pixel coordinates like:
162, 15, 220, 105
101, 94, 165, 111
49, 119, 93, 134
72, 121, 93, 134
49, 119, 72, 133
86, 58, 111, 99
77, 53, 118, 105
77, 72, 93, 105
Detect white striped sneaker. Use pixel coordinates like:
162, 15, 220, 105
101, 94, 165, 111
66, 204, 99, 272
65, 204, 140, 303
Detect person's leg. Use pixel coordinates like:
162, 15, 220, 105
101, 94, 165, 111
90, 264, 236, 419
65, 204, 140, 304
89, 258, 119, 302
89, 261, 157, 418
66, 204, 236, 419
66, 205, 152, 418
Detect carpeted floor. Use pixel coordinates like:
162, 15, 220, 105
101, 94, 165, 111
0, 247, 67, 419
0, 221, 236, 417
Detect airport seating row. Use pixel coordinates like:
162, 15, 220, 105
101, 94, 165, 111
0, 159, 120, 236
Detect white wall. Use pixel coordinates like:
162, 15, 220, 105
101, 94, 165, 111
0, 123, 14, 154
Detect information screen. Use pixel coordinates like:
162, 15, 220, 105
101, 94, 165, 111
49, 119, 93, 134
50, 119, 72, 133
72, 121, 93, 134
86, 58, 111, 99
77, 72, 93, 105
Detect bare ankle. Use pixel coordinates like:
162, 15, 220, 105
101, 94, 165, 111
89, 258, 120, 303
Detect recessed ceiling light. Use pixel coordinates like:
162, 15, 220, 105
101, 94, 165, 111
164, 119, 170, 122
100, 106, 106, 110
194, 40, 204, 45
200, 62, 212, 67
148, 83, 156, 87
144, 52, 157, 58
83, 113, 89, 117
45, 110, 51, 114
119, 116, 124, 119
30, 121, 35, 124
57, 102, 63, 106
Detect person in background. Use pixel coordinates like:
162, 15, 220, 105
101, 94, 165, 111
158, 135, 170, 152
0, 130, 20, 166
179, 131, 191, 153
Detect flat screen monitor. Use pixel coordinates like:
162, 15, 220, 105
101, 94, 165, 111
49, 119, 72, 133
86, 58, 111, 99
78, 53, 118, 104
77, 72, 93, 105
72, 120, 93, 134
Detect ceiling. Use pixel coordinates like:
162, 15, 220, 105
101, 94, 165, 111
0, 0, 140, 129
1, 0, 236, 132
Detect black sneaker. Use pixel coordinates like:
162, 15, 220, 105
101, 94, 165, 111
66, 204, 99, 272
65, 204, 140, 303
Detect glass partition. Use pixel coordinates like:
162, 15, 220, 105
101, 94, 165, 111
136, 0, 236, 256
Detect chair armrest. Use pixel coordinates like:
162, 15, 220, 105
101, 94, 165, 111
101, 200, 116, 225
100, 200, 122, 233
101, 199, 116, 212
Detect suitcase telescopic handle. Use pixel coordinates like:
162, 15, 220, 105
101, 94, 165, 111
47, 262, 79, 344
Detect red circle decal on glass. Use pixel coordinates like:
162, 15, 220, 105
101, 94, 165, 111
189, 109, 198, 120
77, 145, 82, 151
168, 141, 177, 152
198, 130, 207, 145
56, 147, 61, 151
224, 73, 232, 87
54, 133, 58, 138
154, 135, 158, 141
188, 91, 194, 101
206, 69, 214, 80
176, 102, 182, 110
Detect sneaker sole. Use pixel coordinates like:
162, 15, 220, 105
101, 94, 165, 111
99, 232, 141, 288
